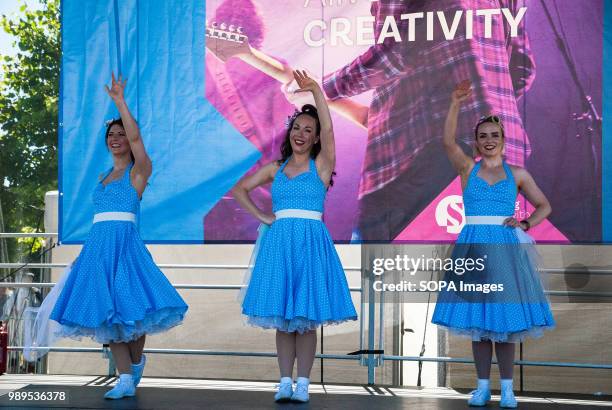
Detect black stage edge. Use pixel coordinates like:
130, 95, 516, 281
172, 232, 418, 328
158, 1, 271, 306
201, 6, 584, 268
0, 384, 610, 410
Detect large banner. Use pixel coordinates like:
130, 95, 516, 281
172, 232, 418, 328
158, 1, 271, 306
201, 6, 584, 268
60, 0, 610, 244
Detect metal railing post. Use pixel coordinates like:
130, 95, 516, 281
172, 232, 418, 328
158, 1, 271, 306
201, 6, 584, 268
103, 345, 116, 377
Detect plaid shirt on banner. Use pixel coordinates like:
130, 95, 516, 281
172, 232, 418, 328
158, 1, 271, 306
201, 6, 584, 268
323, 0, 535, 198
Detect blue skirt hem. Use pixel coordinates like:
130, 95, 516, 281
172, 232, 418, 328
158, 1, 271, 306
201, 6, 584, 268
244, 314, 357, 334
56, 306, 187, 344
433, 321, 555, 343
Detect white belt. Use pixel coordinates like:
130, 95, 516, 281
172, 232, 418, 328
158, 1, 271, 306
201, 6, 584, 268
93, 212, 137, 224
465, 215, 510, 225
274, 209, 322, 221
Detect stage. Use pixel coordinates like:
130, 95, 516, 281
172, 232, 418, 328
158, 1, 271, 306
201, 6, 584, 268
0, 375, 610, 409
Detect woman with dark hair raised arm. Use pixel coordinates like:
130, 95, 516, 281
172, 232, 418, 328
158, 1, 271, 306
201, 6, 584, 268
432, 81, 555, 408
233, 70, 357, 403
24, 74, 188, 400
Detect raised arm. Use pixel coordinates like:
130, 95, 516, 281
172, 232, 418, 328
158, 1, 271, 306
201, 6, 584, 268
282, 81, 369, 130
105, 73, 152, 194
293, 70, 335, 187
444, 80, 475, 179
231, 161, 279, 225
206, 31, 294, 84
321, 1, 412, 99
206, 33, 368, 129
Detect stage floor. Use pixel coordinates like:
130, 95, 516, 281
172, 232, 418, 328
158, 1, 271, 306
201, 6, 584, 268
0, 375, 610, 409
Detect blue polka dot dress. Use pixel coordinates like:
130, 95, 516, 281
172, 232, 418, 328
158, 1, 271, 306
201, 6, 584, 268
432, 162, 555, 342
241, 158, 357, 333
49, 164, 188, 343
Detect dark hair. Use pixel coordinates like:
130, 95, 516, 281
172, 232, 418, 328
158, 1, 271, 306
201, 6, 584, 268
105, 118, 135, 162
278, 104, 335, 186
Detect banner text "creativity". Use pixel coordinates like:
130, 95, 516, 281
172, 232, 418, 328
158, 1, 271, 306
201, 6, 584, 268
304, 7, 527, 47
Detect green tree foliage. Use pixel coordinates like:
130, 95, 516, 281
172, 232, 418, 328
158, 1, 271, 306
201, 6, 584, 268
0, 0, 60, 262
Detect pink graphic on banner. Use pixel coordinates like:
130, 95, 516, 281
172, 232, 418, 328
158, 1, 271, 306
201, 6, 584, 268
201, 0, 601, 243
395, 177, 568, 242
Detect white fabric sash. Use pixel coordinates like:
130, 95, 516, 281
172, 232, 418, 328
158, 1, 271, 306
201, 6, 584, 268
274, 209, 322, 221
465, 215, 508, 225
93, 212, 136, 224
465, 215, 535, 244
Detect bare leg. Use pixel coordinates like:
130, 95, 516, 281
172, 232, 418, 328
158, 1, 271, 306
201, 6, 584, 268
276, 330, 296, 378
105, 342, 136, 399
296, 330, 317, 378
472, 340, 493, 379
128, 335, 146, 364
494, 342, 515, 379
109, 342, 132, 374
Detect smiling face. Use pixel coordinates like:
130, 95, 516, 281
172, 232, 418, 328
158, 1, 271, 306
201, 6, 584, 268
475, 122, 504, 158
106, 124, 131, 157
289, 114, 319, 156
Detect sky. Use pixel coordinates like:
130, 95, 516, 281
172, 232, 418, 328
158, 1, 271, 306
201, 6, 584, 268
0, 0, 43, 58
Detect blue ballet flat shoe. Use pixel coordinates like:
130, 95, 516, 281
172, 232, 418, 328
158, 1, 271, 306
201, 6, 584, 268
274, 381, 293, 402
467, 388, 491, 407
291, 382, 309, 403
500, 388, 518, 408
104, 375, 135, 400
